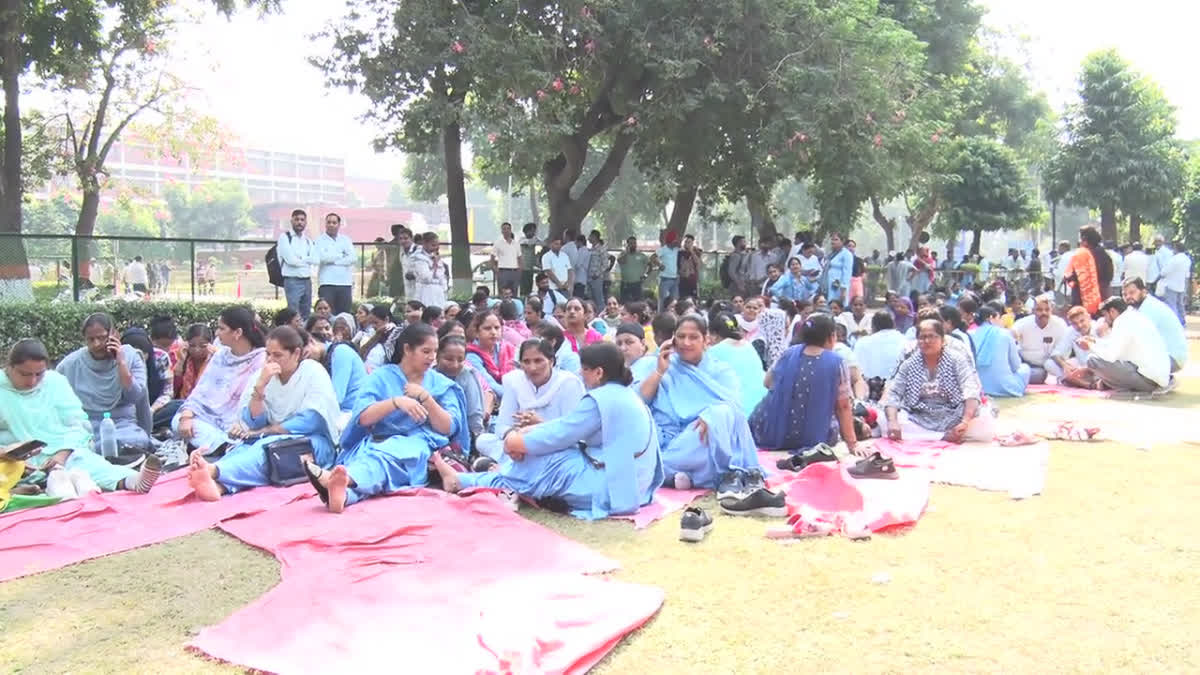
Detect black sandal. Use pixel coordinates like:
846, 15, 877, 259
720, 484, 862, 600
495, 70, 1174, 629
847, 452, 898, 480
304, 461, 329, 504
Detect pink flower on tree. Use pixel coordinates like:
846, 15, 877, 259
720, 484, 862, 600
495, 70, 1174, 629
873, 134, 883, 148
551, 78, 564, 92
931, 133, 941, 143
536, 90, 547, 101
580, 6, 591, 18
569, 85, 581, 95
487, 133, 498, 143
624, 115, 638, 127
451, 41, 465, 54
703, 36, 713, 47
584, 39, 596, 53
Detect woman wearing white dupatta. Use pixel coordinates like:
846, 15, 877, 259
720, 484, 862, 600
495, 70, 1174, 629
188, 326, 340, 500
474, 339, 585, 461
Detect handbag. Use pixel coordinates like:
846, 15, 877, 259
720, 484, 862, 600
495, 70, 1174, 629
264, 436, 315, 487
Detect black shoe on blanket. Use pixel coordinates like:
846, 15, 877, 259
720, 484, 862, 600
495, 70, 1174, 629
847, 452, 898, 480
716, 470, 747, 500
679, 506, 713, 542
775, 444, 837, 472
719, 488, 787, 517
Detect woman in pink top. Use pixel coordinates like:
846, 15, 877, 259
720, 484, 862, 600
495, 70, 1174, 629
562, 297, 602, 352
499, 298, 531, 348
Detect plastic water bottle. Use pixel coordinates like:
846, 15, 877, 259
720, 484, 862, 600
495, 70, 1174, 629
99, 412, 118, 459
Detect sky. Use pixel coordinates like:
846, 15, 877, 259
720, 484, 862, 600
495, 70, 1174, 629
171, 0, 1200, 181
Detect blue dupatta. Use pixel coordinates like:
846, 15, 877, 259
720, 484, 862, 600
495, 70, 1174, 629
588, 383, 663, 517
339, 365, 469, 453
971, 323, 1002, 368
649, 353, 741, 440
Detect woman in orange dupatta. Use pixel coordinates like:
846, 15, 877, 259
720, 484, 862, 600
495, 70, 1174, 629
1064, 226, 1113, 316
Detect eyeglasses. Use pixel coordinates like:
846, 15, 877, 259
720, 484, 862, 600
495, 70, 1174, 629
917, 334, 941, 341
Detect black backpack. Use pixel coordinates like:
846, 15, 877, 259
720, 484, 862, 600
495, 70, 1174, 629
265, 233, 289, 288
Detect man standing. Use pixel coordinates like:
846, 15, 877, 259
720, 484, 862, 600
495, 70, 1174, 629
315, 212, 355, 315
678, 234, 701, 299
540, 237, 572, 294
617, 236, 649, 302
1147, 235, 1172, 295
1082, 297, 1170, 393
747, 239, 774, 296
410, 232, 447, 308
518, 222, 540, 296
1105, 241, 1124, 300
491, 221, 521, 294
1011, 297, 1068, 384
387, 224, 417, 300
1159, 242, 1192, 324
1053, 240, 1072, 303
125, 256, 148, 296
585, 230, 609, 307
653, 231, 681, 311
1122, 278, 1187, 372
569, 233, 591, 299
278, 209, 315, 319
1122, 242, 1149, 284
725, 235, 751, 296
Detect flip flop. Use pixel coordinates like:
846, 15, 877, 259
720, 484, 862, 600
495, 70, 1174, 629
304, 461, 329, 504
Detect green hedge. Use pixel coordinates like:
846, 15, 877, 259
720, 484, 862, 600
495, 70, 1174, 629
0, 300, 262, 362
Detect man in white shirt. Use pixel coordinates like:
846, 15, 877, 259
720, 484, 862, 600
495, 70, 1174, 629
1083, 297, 1170, 393
125, 256, 149, 295
540, 237, 572, 293
1011, 297, 1068, 384
1122, 242, 1149, 284
409, 232, 447, 308
533, 272, 567, 318
315, 212, 355, 315
1105, 241, 1123, 298
1159, 242, 1192, 324
1053, 240, 1072, 304
837, 295, 871, 346
1122, 277, 1187, 371
853, 311, 907, 382
491, 221, 521, 294
1046, 305, 1100, 388
277, 209, 315, 319
569, 233, 591, 299
1147, 236, 1173, 295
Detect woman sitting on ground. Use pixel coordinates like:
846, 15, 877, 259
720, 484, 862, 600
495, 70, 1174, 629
619, 301, 657, 352
535, 320, 581, 374
121, 328, 175, 431
499, 299, 530, 348
174, 323, 215, 399
304, 327, 367, 433
465, 309, 516, 400
312, 297, 333, 321
751, 315, 859, 455
768, 257, 816, 302
705, 311, 768, 416
736, 296, 764, 342
883, 318, 993, 443
188, 326, 340, 501
433, 342, 664, 519
435, 336, 487, 446
971, 303, 1030, 398
352, 304, 374, 347
938, 304, 975, 367
306, 323, 468, 513
359, 305, 399, 371
831, 323, 869, 399
474, 339, 585, 462
305, 314, 333, 343
637, 315, 764, 494
562, 298, 602, 352
331, 312, 357, 343
172, 307, 268, 453
0, 339, 162, 496
523, 296, 544, 332
614, 322, 657, 382
758, 305, 791, 371
603, 296, 623, 329
57, 313, 152, 453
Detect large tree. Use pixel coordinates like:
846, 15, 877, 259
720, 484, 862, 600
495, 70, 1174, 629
1049, 49, 1185, 242
938, 136, 1041, 254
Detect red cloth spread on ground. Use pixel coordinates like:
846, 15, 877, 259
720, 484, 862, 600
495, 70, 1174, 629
0, 471, 309, 582
1026, 383, 1113, 399
871, 438, 1048, 499
763, 459, 929, 538
191, 488, 664, 674
611, 487, 708, 529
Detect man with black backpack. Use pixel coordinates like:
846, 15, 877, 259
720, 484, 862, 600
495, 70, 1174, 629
277, 209, 316, 319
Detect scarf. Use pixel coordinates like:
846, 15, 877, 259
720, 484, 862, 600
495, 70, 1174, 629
1065, 248, 1101, 314
332, 312, 357, 338
180, 346, 267, 430
239, 359, 341, 442
502, 319, 531, 348
564, 327, 602, 352
756, 308, 790, 369
972, 323, 1002, 368
891, 298, 915, 333
737, 314, 760, 341
466, 340, 515, 382
503, 368, 579, 411
0, 370, 92, 459
893, 349, 965, 410
340, 364, 469, 453
56, 345, 140, 412
177, 351, 210, 399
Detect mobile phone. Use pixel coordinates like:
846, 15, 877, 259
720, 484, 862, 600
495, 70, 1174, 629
2, 440, 46, 461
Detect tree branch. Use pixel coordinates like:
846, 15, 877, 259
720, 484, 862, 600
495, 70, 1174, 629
573, 130, 635, 215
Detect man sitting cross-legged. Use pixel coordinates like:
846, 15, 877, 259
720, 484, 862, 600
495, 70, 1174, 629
1045, 305, 1101, 389
1080, 297, 1171, 394
1010, 297, 1068, 385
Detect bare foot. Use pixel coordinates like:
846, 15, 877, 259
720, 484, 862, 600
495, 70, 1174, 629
327, 465, 349, 513
430, 452, 461, 493
187, 451, 221, 502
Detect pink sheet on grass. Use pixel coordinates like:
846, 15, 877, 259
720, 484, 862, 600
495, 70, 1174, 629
872, 438, 1049, 499
765, 461, 930, 537
612, 487, 708, 529
1026, 383, 1113, 399
0, 471, 310, 582
192, 488, 664, 674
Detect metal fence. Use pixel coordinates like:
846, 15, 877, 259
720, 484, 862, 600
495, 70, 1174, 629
0, 232, 1051, 306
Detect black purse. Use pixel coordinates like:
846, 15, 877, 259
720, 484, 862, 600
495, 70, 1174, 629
264, 436, 315, 487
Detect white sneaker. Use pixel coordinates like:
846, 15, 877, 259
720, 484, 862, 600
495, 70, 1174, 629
498, 490, 520, 512
45, 469, 79, 499
155, 439, 188, 468
68, 469, 101, 496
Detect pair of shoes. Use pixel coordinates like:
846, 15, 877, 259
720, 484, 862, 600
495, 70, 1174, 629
847, 452, 898, 480
716, 469, 767, 500
775, 444, 837, 472
155, 439, 189, 471
719, 488, 787, 517
679, 506, 713, 542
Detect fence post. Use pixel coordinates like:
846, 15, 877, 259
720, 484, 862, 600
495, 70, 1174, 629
190, 241, 196, 303
359, 243, 365, 298
70, 236, 80, 301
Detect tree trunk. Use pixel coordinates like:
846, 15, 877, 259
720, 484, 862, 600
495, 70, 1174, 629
970, 228, 982, 256
442, 121, 471, 295
543, 131, 635, 241
746, 196, 776, 243
666, 186, 697, 237
905, 198, 939, 253
528, 184, 540, 226
870, 196, 896, 252
1129, 212, 1141, 244
0, 0, 30, 299
1100, 205, 1117, 242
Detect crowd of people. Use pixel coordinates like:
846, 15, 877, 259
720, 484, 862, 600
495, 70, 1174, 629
1, 221, 1191, 539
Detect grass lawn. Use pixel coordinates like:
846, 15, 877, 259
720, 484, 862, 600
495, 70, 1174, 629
2, 336, 1198, 674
